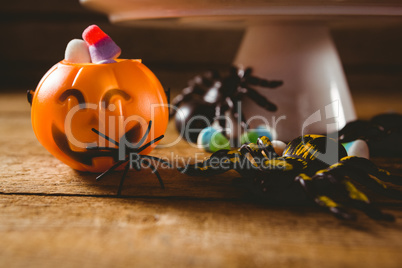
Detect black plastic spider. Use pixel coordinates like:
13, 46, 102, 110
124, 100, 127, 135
337, 113, 402, 157
179, 135, 402, 221
90, 120, 170, 195
170, 66, 283, 143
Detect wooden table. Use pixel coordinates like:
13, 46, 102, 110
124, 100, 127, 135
1, 92, 402, 268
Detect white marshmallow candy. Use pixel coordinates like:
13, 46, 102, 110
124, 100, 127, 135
64, 39, 91, 63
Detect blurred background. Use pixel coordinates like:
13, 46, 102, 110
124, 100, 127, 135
1, 0, 401, 118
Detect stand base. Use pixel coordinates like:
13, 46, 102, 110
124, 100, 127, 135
234, 25, 356, 141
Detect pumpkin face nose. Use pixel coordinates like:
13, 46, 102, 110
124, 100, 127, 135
88, 114, 98, 126
65, 112, 102, 152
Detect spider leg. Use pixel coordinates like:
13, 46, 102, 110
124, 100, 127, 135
125, 134, 167, 189
241, 142, 303, 181
242, 157, 307, 201
215, 101, 230, 136
256, 136, 280, 159
239, 142, 265, 162
178, 149, 246, 176
296, 173, 356, 220
245, 76, 283, 88
231, 97, 248, 131
92, 122, 157, 181
92, 120, 153, 151
142, 158, 165, 189
337, 156, 402, 199
135, 135, 164, 153
165, 87, 170, 106
91, 128, 119, 146
339, 156, 402, 186
241, 67, 283, 88
239, 144, 305, 191
337, 120, 383, 143
242, 67, 252, 78
128, 120, 153, 149
117, 162, 131, 196
169, 86, 199, 117
341, 178, 394, 221
312, 168, 395, 221
96, 160, 127, 181
243, 86, 277, 112
27, 89, 35, 105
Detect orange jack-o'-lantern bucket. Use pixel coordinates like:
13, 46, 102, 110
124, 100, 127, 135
30, 59, 169, 172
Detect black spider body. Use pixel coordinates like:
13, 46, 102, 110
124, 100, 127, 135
170, 67, 283, 143
180, 135, 402, 220
90, 121, 170, 196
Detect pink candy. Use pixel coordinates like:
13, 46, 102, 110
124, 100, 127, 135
82, 25, 121, 64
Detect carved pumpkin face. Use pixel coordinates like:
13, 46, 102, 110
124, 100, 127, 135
31, 59, 169, 172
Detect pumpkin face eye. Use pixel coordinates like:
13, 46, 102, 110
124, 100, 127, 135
101, 89, 131, 109
59, 89, 86, 108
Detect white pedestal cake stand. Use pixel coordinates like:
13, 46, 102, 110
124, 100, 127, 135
80, 0, 402, 141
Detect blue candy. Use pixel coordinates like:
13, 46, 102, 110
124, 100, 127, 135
254, 125, 273, 140
197, 126, 219, 149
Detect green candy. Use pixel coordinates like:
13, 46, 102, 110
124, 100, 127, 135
209, 132, 231, 152
240, 131, 259, 144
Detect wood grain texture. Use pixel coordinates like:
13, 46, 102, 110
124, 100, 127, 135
1, 195, 402, 268
1, 93, 402, 268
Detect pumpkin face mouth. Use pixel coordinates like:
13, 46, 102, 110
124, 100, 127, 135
51, 122, 142, 167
